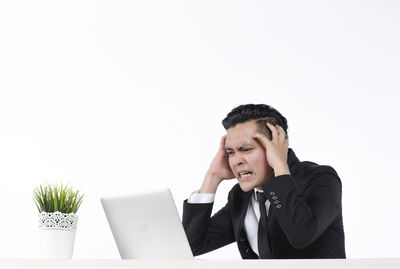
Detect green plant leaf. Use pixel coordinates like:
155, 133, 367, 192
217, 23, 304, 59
33, 182, 84, 213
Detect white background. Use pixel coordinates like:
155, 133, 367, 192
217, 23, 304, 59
0, 0, 399, 259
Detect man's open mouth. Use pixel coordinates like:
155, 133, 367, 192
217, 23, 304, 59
238, 171, 253, 179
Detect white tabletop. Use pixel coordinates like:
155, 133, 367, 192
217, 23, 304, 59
0, 259, 399, 269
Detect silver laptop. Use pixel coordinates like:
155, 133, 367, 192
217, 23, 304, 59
101, 188, 193, 259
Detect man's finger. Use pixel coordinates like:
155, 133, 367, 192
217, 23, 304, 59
219, 135, 226, 150
253, 133, 270, 148
267, 122, 279, 140
276, 125, 287, 142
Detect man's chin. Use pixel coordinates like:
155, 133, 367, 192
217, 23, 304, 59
238, 177, 271, 192
238, 181, 255, 192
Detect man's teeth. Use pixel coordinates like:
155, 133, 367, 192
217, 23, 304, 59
239, 172, 252, 176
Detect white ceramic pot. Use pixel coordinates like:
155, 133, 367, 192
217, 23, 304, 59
38, 212, 78, 259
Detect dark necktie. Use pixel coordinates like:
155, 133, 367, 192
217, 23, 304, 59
256, 191, 272, 258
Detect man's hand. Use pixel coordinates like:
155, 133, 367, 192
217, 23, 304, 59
253, 123, 290, 177
199, 135, 235, 193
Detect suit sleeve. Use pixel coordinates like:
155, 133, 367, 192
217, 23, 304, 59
262, 165, 342, 249
182, 192, 236, 256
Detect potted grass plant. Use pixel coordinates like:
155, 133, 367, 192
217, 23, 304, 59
33, 183, 84, 259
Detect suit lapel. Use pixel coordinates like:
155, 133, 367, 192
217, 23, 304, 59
232, 190, 252, 241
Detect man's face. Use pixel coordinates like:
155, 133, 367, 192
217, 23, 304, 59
225, 120, 274, 192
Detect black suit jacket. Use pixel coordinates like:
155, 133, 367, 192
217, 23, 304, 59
182, 148, 346, 259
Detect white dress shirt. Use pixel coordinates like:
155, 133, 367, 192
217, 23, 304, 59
188, 190, 271, 257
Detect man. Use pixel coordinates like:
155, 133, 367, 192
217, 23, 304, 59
182, 104, 346, 259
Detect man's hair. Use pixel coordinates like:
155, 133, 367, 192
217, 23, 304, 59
222, 104, 288, 140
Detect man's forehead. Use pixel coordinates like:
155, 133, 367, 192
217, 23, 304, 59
226, 121, 257, 136
225, 121, 258, 148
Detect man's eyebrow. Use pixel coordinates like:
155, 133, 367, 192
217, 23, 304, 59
224, 144, 253, 151
238, 144, 254, 150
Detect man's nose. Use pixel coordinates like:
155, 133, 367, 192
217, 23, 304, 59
232, 152, 245, 166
